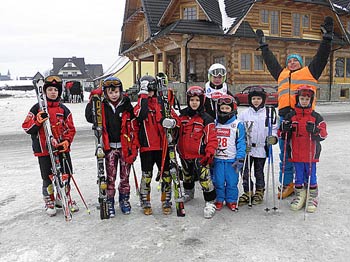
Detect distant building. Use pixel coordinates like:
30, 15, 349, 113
50, 56, 104, 91
0, 70, 11, 81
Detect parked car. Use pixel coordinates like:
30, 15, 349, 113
233, 85, 278, 106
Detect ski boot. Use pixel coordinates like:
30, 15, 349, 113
215, 201, 223, 211
141, 193, 152, 215
67, 192, 79, 213
252, 188, 264, 205
107, 198, 116, 217
290, 187, 306, 211
44, 195, 57, 217
161, 191, 172, 215
183, 188, 195, 203
238, 191, 252, 206
226, 202, 237, 211
278, 182, 294, 199
306, 188, 318, 213
119, 193, 131, 215
203, 201, 216, 219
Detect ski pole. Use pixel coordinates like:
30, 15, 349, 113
304, 133, 313, 220
244, 121, 254, 208
237, 152, 248, 209
131, 163, 140, 195
278, 131, 288, 209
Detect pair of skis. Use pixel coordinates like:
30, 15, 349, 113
34, 79, 72, 221
158, 78, 185, 217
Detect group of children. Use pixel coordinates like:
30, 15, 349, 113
22, 62, 327, 219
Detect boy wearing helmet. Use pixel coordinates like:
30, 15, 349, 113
256, 16, 333, 198
133, 75, 177, 216
85, 76, 137, 216
177, 86, 218, 219
22, 75, 78, 217
204, 63, 233, 119
238, 87, 278, 206
213, 94, 246, 211
280, 86, 327, 212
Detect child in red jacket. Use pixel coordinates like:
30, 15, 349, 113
280, 85, 327, 213
177, 86, 218, 219
22, 75, 77, 217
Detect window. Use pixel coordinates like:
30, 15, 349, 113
347, 58, 350, 77
254, 55, 264, 70
241, 53, 269, 72
292, 13, 310, 37
72, 72, 77, 77
183, 6, 197, 20
241, 53, 252, 71
214, 56, 225, 67
260, 10, 280, 35
63, 72, 68, 77
335, 58, 345, 77
304, 56, 313, 66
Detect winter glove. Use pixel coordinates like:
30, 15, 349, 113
162, 118, 176, 129
321, 16, 334, 41
266, 135, 278, 145
306, 121, 319, 134
57, 140, 69, 153
281, 120, 292, 132
200, 154, 214, 167
256, 29, 268, 50
36, 111, 48, 124
232, 159, 244, 173
138, 80, 149, 95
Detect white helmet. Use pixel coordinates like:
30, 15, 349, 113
208, 63, 227, 82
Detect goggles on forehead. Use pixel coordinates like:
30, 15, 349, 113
218, 96, 234, 105
209, 68, 226, 77
45, 75, 62, 84
249, 86, 265, 93
298, 89, 314, 97
187, 88, 204, 97
103, 79, 122, 87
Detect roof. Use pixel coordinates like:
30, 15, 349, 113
142, 0, 170, 35
52, 57, 86, 76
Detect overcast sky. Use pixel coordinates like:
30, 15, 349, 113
0, 0, 126, 79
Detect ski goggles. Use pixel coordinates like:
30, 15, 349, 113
218, 96, 235, 105
45, 75, 62, 84
187, 87, 204, 97
103, 79, 122, 87
249, 86, 265, 93
298, 89, 314, 97
209, 68, 226, 77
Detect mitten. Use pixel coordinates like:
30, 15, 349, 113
321, 16, 334, 41
256, 29, 268, 50
200, 154, 214, 166
232, 159, 244, 173
306, 121, 319, 134
162, 118, 176, 129
36, 111, 48, 124
281, 120, 292, 132
57, 140, 69, 153
266, 135, 278, 145
138, 80, 149, 95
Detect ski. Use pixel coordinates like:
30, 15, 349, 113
91, 93, 109, 219
158, 74, 185, 217
33, 78, 72, 221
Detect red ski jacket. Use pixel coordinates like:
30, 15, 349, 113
177, 108, 218, 160
22, 101, 76, 157
281, 106, 327, 163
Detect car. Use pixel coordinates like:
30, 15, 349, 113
233, 85, 278, 106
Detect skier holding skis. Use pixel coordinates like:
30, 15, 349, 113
177, 86, 218, 219
133, 75, 177, 216
255, 16, 333, 199
204, 63, 233, 119
237, 87, 278, 206
213, 94, 245, 211
279, 86, 327, 212
22, 75, 78, 217
85, 76, 137, 217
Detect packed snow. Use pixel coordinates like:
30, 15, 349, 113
0, 90, 349, 262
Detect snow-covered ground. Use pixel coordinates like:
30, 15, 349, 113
0, 90, 349, 262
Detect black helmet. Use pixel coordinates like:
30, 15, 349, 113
43, 75, 63, 99
248, 86, 266, 109
140, 75, 157, 92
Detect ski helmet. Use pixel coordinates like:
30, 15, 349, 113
139, 75, 157, 92
208, 63, 227, 83
43, 75, 63, 98
296, 85, 314, 108
217, 94, 237, 124
102, 76, 123, 93
186, 85, 205, 110
248, 86, 267, 109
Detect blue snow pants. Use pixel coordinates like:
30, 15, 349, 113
294, 162, 317, 187
213, 159, 239, 203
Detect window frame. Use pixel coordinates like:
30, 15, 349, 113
180, 4, 198, 20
